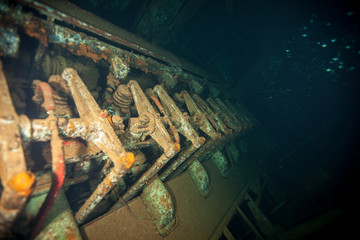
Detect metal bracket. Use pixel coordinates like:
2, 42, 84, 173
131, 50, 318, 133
210, 150, 230, 178
141, 175, 176, 237
187, 159, 210, 198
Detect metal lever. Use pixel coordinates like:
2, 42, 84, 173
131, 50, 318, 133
61, 68, 134, 174
181, 90, 219, 140
61, 68, 134, 225
193, 94, 232, 135
153, 85, 203, 148
128, 80, 179, 157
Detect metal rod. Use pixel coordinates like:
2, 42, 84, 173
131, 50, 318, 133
160, 137, 205, 181
30, 111, 65, 239
112, 153, 171, 210
75, 169, 121, 225
0, 60, 35, 238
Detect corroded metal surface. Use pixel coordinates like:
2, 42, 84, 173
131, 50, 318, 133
141, 175, 176, 236
0, 60, 34, 238
0, 1, 259, 237
112, 153, 172, 210
75, 169, 120, 225
187, 160, 210, 198
160, 138, 205, 182
146, 89, 180, 145
30, 110, 66, 239
128, 80, 179, 157
210, 151, 230, 178
61, 68, 134, 224
27, 190, 82, 240
61, 68, 134, 175
153, 85, 203, 148
20, 0, 219, 82
0, 27, 20, 57
193, 94, 232, 135
181, 91, 219, 140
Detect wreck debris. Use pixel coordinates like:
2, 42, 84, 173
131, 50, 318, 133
30, 105, 65, 239
0, 1, 258, 238
0, 60, 35, 239
210, 150, 230, 178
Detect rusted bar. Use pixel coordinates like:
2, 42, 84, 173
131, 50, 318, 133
3, 3, 220, 93
28, 82, 65, 239
170, 138, 220, 178
61, 68, 135, 223
128, 80, 179, 157
193, 94, 231, 135
75, 169, 121, 225
170, 131, 241, 179
207, 98, 240, 132
181, 91, 219, 140
112, 153, 172, 210
0, 60, 35, 238
153, 85, 203, 148
151, 85, 206, 181
61, 68, 134, 174
30, 111, 65, 239
148, 92, 180, 145
160, 137, 205, 181
20, 117, 90, 142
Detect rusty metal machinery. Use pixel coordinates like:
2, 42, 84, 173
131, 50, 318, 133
0, 1, 258, 239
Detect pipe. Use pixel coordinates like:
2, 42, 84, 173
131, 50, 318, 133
30, 111, 65, 239
29, 82, 65, 238
111, 153, 172, 210
75, 169, 120, 225
160, 137, 206, 181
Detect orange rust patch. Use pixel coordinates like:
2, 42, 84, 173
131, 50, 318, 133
69, 121, 76, 131
23, 21, 48, 47
175, 143, 181, 153
121, 152, 135, 169
133, 56, 149, 73
73, 44, 107, 62
105, 177, 112, 187
8, 172, 35, 195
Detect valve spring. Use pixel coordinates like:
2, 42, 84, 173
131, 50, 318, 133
112, 84, 133, 109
